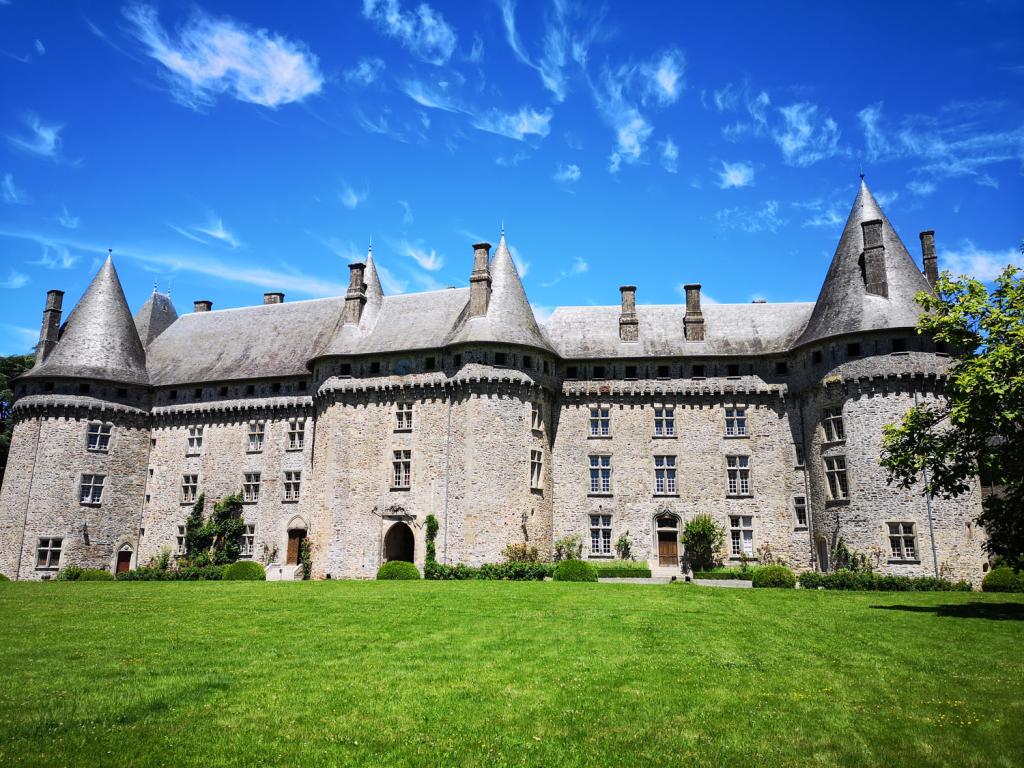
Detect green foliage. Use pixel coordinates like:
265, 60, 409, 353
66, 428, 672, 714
552, 559, 598, 582
880, 266, 1024, 568
0, 573, 9, 582
831, 538, 873, 573
58, 566, 114, 581
117, 565, 224, 581
424, 562, 478, 580
181, 493, 246, 566
424, 514, 439, 564
152, 547, 172, 572
614, 531, 632, 560
692, 567, 762, 580
751, 565, 796, 588
680, 514, 725, 571
592, 560, 651, 578
0, 353, 35, 488
552, 535, 582, 562
981, 566, 1024, 593
377, 561, 420, 580
300, 538, 312, 580
799, 569, 971, 591
501, 543, 542, 563
478, 562, 551, 580
223, 561, 266, 581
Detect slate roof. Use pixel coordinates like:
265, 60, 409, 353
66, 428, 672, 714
133, 291, 178, 347
30, 256, 149, 385
794, 180, 931, 348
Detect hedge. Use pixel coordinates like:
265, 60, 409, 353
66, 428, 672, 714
223, 561, 267, 581
377, 561, 421, 580
425, 562, 479, 580
593, 560, 652, 578
478, 562, 551, 581
751, 565, 796, 588
692, 567, 761, 581
552, 559, 598, 582
58, 566, 114, 581
0, 573, 9, 582
981, 567, 1024, 593
117, 565, 225, 581
799, 569, 971, 592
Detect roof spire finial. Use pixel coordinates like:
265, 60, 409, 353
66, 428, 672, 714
152, 280, 158, 294
368, 235, 372, 257
501, 218, 505, 239
107, 248, 113, 260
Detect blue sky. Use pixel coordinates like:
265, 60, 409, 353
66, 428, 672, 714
1, 0, 1022, 355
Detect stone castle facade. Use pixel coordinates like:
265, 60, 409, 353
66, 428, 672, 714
0, 181, 989, 582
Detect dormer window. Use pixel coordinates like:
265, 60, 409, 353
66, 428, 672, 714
691, 365, 704, 378
726, 364, 740, 377
566, 366, 579, 379
339, 364, 352, 377
657, 365, 671, 379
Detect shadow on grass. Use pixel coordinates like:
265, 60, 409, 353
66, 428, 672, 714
872, 602, 1024, 621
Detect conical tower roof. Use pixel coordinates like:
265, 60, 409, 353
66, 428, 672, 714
31, 256, 149, 385
362, 245, 384, 326
447, 233, 554, 352
134, 290, 178, 347
795, 179, 931, 348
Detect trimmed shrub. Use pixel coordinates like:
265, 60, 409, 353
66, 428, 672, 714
680, 514, 724, 571
552, 559, 598, 582
982, 567, 1024, 593
0, 573, 10, 582
593, 560, 652, 578
377, 561, 420, 580
58, 566, 114, 581
751, 564, 796, 589
223, 561, 266, 581
117, 565, 224, 581
425, 562, 479, 580
479, 562, 551, 580
799, 569, 971, 592
501, 543, 543, 563
693, 567, 761, 581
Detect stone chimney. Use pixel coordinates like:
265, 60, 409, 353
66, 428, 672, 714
920, 230, 938, 288
35, 289, 64, 364
619, 286, 638, 341
343, 262, 367, 325
683, 283, 705, 341
194, 300, 213, 313
468, 242, 492, 318
861, 219, 888, 297
263, 292, 284, 305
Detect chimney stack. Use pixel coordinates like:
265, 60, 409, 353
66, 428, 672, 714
343, 262, 367, 325
861, 219, 888, 297
683, 283, 705, 341
619, 286, 638, 342
35, 289, 64, 364
194, 300, 213, 313
263, 292, 285, 305
468, 242, 492, 318
919, 230, 938, 288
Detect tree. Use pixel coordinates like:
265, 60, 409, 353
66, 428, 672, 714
880, 266, 1024, 569
0, 353, 36, 487
680, 514, 725, 571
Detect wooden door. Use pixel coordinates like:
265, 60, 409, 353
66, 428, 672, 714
116, 550, 132, 574
658, 533, 678, 566
286, 531, 303, 565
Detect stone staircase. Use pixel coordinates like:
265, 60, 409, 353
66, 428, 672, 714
265, 563, 303, 581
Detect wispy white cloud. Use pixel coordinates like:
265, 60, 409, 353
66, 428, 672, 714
0, 269, 29, 289
874, 190, 899, 208
6, 112, 63, 159
495, 152, 527, 167
644, 50, 685, 106
716, 161, 754, 189
398, 200, 414, 225
796, 198, 845, 229
398, 78, 461, 112
58, 204, 79, 228
168, 223, 208, 244
660, 137, 679, 173
716, 200, 785, 233
30, 241, 77, 269
941, 239, 1023, 281
401, 240, 445, 271
195, 216, 240, 248
340, 184, 368, 210
774, 102, 842, 166
2, 172, 29, 204
509, 244, 529, 278
376, 263, 408, 294
553, 162, 581, 183
34, 39, 45, 55
906, 179, 937, 196
0, 323, 39, 352
362, 0, 456, 66
123, 3, 323, 110
540, 256, 588, 288
499, 0, 572, 102
473, 107, 552, 141
344, 57, 385, 86
532, 304, 554, 324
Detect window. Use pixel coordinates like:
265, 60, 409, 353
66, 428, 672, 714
775, 361, 789, 375
194, 388, 203, 398
242, 472, 261, 503
725, 407, 747, 437
247, 420, 265, 452
284, 471, 301, 501
566, 365, 579, 379
392, 450, 411, 489
36, 537, 62, 570
395, 403, 413, 431
589, 455, 612, 494
846, 342, 861, 357
181, 474, 198, 504
298, 380, 308, 391
186, 425, 203, 455
624, 365, 638, 379
589, 407, 610, 437
822, 406, 845, 442
892, 337, 907, 353
86, 422, 112, 452
590, 514, 612, 555
116, 387, 127, 397
530, 449, 543, 490
219, 386, 228, 397
812, 349, 823, 364
592, 365, 607, 379
726, 363, 740, 377
657, 364, 671, 378
79, 474, 105, 505
424, 356, 437, 371
287, 418, 305, 450
246, 384, 256, 395
730, 516, 754, 557
654, 406, 675, 437
543, 361, 550, 374
494, 352, 508, 367
691, 364, 705, 378
452, 355, 461, 369
795, 442, 805, 467
339, 364, 351, 377
654, 455, 677, 495
523, 355, 533, 369
370, 361, 381, 374
241, 524, 256, 558
888, 522, 917, 561
794, 496, 808, 528
176, 525, 186, 555
530, 402, 543, 431
824, 456, 849, 500
726, 456, 750, 496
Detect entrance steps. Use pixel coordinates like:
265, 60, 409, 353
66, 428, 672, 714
265, 563, 303, 581
649, 563, 684, 580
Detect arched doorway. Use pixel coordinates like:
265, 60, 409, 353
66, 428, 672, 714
286, 517, 308, 566
115, 544, 133, 575
383, 522, 414, 563
655, 514, 679, 567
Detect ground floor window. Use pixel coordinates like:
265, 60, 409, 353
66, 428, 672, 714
241, 524, 256, 557
888, 522, 917, 561
590, 514, 612, 555
794, 496, 808, 528
176, 525, 186, 555
824, 456, 849, 500
36, 537, 62, 570
730, 515, 753, 557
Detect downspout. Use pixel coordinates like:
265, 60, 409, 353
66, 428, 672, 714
134, 410, 154, 569
913, 389, 940, 577
797, 398, 817, 571
443, 382, 452, 564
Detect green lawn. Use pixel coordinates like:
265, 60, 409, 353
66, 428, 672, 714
0, 582, 1021, 768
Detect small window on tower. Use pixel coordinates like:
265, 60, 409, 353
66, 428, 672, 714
168, 389, 177, 400
339, 363, 352, 377
775, 361, 788, 375
566, 366, 579, 379
726, 364, 740, 377
298, 381, 308, 391
812, 350, 823, 364
452, 354, 462, 369
691, 365, 705, 378
219, 386, 228, 396
79, 383, 91, 394
370, 361, 381, 374
116, 387, 128, 398
271, 382, 282, 392
657, 365, 671, 379
846, 342, 861, 358
246, 384, 255, 395
624, 365, 638, 379
523, 355, 533, 369
424, 356, 437, 371
592, 365, 606, 379
891, 337, 907, 353
494, 352, 507, 367
193, 388, 202, 398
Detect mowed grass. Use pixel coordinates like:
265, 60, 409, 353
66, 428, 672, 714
0, 582, 1021, 768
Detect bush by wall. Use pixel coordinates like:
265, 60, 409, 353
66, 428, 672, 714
981, 566, 1024, 593
58, 566, 114, 581
377, 561, 420, 580
592, 560, 652, 578
223, 561, 266, 581
751, 565, 796, 588
424, 562, 478, 580
0, 573, 9, 582
680, 514, 725, 571
479, 562, 551, 580
552, 559, 598, 582
117, 565, 225, 581
692, 566, 762, 581
799, 569, 971, 592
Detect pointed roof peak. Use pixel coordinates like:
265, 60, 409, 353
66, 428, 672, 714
135, 289, 179, 347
